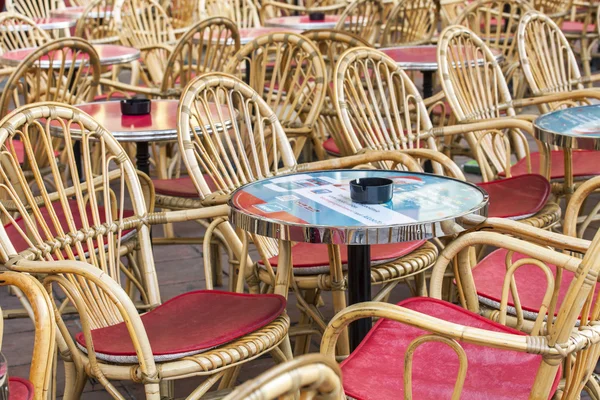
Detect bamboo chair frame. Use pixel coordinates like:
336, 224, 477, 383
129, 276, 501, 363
201, 0, 262, 28
380, 0, 438, 47
531, 0, 574, 24
334, 0, 390, 45
5, 0, 65, 19
74, 0, 123, 45
440, 0, 469, 27
259, 0, 346, 22
163, 0, 200, 37
302, 29, 372, 157
224, 32, 328, 160
223, 354, 344, 399
0, 102, 292, 400
333, 46, 561, 229
178, 72, 440, 356
0, 272, 55, 400
437, 25, 600, 190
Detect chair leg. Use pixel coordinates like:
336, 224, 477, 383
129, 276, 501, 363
159, 380, 174, 399
414, 272, 428, 297
218, 366, 241, 390
145, 382, 161, 400
210, 242, 223, 287
293, 288, 319, 356
61, 361, 86, 400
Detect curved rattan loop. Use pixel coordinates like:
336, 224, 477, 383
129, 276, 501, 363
381, 0, 438, 47
334, 0, 389, 45
517, 11, 584, 113
165, 0, 200, 31
0, 12, 51, 54
531, 0, 573, 23
0, 38, 102, 117
201, 0, 261, 28
74, 0, 123, 44
223, 354, 343, 399
161, 17, 241, 93
115, 0, 176, 47
5, 0, 65, 18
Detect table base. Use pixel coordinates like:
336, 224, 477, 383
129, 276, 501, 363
348, 244, 372, 351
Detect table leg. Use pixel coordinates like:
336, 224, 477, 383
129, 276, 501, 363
136, 141, 150, 175
422, 71, 434, 99
244, 59, 251, 85
348, 244, 371, 351
564, 147, 574, 205
73, 141, 83, 180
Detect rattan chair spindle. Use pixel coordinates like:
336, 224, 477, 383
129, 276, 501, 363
380, 0, 438, 47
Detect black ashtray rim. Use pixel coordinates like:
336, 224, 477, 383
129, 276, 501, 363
309, 12, 326, 21
349, 177, 394, 204
120, 98, 151, 116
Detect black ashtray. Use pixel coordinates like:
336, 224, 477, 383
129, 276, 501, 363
309, 12, 325, 21
120, 98, 151, 115
350, 177, 393, 204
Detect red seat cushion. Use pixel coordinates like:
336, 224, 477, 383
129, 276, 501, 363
477, 174, 550, 219
8, 377, 34, 400
4, 199, 135, 254
261, 240, 426, 275
341, 297, 561, 400
323, 137, 341, 156
75, 290, 286, 363
562, 20, 596, 33
503, 150, 600, 180
153, 175, 217, 198
472, 248, 600, 317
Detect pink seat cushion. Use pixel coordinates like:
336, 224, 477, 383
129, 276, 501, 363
477, 174, 550, 219
341, 297, 561, 400
562, 20, 596, 33
472, 248, 600, 316
75, 290, 286, 363
323, 137, 341, 155
8, 377, 34, 400
152, 175, 217, 198
502, 150, 600, 180
4, 199, 134, 254
262, 240, 426, 274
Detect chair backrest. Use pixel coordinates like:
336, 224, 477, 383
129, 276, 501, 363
0, 272, 55, 400
161, 17, 240, 93
201, 0, 261, 28
334, 0, 390, 45
380, 0, 438, 47
438, 25, 531, 181
115, 0, 176, 48
75, 0, 123, 44
518, 10, 585, 113
440, 0, 469, 26
5, 0, 65, 18
223, 354, 343, 399
531, 0, 573, 23
0, 102, 160, 320
0, 12, 51, 55
302, 29, 371, 156
334, 47, 438, 159
260, 0, 346, 21
224, 32, 327, 157
164, 0, 200, 30
0, 38, 101, 117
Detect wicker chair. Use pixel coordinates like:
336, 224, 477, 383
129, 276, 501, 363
0, 102, 292, 399
334, 46, 560, 229
454, 0, 533, 99
178, 72, 439, 355
438, 26, 600, 194
201, 0, 261, 28
162, 0, 201, 37
224, 354, 344, 399
5, 0, 65, 18
380, 0, 438, 47
260, 0, 346, 22
321, 217, 600, 399
334, 0, 390, 45
440, 0, 469, 26
302, 29, 372, 158
74, 0, 122, 44
531, 0, 573, 24
224, 32, 328, 160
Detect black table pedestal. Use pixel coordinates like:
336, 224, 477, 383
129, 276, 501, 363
422, 70, 434, 99
136, 141, 150, 175
348, 244, 371, 351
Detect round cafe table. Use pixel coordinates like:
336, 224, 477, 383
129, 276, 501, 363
379, 45, 504, 98
51, 6, 112, 19
264, 15, 340, 30
0, 44, 140, 67
229, 169, 488, 350
0, 17, 76, 31
534, 104, 600, 201
196, 27, 303, 45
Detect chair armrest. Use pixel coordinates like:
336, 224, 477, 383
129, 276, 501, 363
296, 150, 422, 172
399, 148, 465, 180
513, 89, 600, 109
430, 117, 536, 138
144, 204, 230, 225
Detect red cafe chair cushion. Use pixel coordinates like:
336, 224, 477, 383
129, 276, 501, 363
261, 240, 427, 275
153, 175, 217, 198
8, 377, 34, 400
341, 297, 561, 400
4, 199, 135, 254
501, 150, 600, 180
323, 137, 341, 156
472, 248, 600, 317
561, 20, 596, 33
75, 290, 286, 363
477, 174, 551, 219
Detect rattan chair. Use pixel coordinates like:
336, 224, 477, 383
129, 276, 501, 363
260, 0, 346, 22
224, 32, 328, 160
380, 0, 438, 47
334, 46, 560, 229
0, 102, 292, 399
334, 0, 390, 45
74, 0, 122, 45
321, 218, 600, 399
438, 25, 600, 193
201, 0, 261, 28
302, 29, 372, 157
162, 0, 201, 37
178, 72, 439, 355
454, 0, 533, 99
224, 354, 344, 399
0, 272, 55, 400
440, 0, 469, 26
5, 0, 65, 18
531, 0, 573, 24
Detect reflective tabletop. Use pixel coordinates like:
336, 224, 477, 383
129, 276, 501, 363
51, 6, 112, 19
379, 45, 504, 71
534, 104, 600, 150
264, 15, 340, 30
0, 44, 140, 67
229, 170, 489, 244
